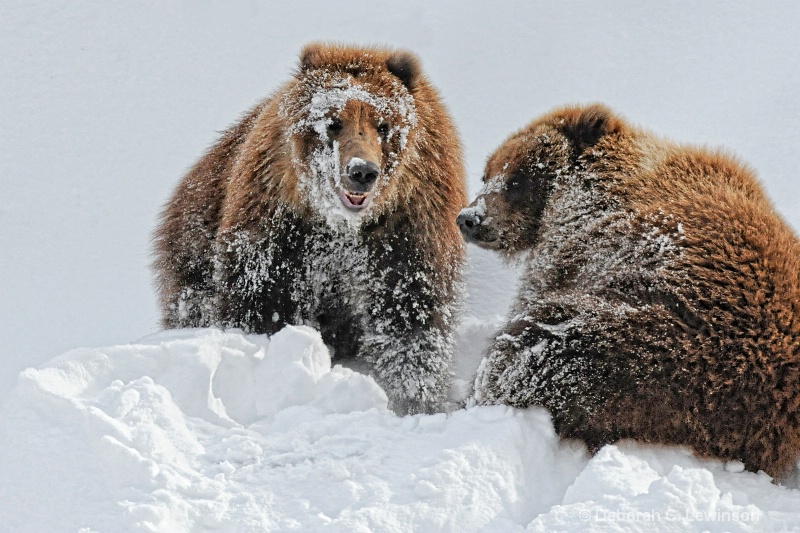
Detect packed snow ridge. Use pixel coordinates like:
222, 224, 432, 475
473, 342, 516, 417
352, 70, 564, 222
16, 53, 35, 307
1, 325, 799, 532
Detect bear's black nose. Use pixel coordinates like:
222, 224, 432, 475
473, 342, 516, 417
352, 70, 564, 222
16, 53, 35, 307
456, 210, 480, 236
348, 161, 380, 186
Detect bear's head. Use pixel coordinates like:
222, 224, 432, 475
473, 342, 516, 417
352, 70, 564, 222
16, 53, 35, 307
279, 43, 423, 227
457, 104, 624, 255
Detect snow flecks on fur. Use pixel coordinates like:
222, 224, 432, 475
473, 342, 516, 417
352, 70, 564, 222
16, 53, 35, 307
213, 215, 462, 414
280, 73, 418, 230
458, 197, 486, 222
155, 45, 466, 417
481, 174, 507, 196
525, 168, 681, 298
283, 74, 417, 139
302, 141, 354, 229
175, 286, 214, 327
468, 104, 800, 479
473, 163, 685, 410
460, 175, 506, 226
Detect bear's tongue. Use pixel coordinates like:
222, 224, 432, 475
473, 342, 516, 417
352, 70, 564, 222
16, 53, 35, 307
347, 193, 366, 206
342, 191, 370, 208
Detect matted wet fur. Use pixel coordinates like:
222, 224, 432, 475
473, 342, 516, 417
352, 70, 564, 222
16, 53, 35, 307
459, 103, 800, 479
154, 43, 467, 415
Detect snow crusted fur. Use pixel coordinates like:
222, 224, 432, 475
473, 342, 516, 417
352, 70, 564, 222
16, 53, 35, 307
153, 43, 467, 415
459, 104, 800, 479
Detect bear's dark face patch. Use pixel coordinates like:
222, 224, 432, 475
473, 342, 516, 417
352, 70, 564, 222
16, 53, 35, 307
280, 66, 417, 228
457, 128, 570, 255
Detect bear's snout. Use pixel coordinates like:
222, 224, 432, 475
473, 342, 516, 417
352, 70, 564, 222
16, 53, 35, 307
457, 200, 503, 249
346, 159, 380, 190
456, 205, 487, 244
340, 158, 380, 210
456, 209, 480, 238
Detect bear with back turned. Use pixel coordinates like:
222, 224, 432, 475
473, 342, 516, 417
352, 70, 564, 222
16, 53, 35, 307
459, 104, 800, 479
154, 43, 467, 415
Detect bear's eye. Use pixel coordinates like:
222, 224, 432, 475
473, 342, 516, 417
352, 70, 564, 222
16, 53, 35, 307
507, 178, 521, 189
377, 122, 390, 137
505, 174, 529, 204
327, 118, 343, 136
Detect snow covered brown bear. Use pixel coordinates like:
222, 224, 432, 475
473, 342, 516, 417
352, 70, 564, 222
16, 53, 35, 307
154, 43, 467, 414
458, 104, 800, 478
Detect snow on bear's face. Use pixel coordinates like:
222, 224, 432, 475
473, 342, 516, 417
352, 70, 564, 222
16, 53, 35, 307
280, 64, 417, 229
458, 126, 573, 256
458, 105, 625, 256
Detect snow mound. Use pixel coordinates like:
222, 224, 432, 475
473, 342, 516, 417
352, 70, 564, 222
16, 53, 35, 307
1, 327, 799, 532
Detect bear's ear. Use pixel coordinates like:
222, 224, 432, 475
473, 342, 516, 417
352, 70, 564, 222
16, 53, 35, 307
560, 104, 623, 153
386, 50, 421, 90
299, 42, 326, 72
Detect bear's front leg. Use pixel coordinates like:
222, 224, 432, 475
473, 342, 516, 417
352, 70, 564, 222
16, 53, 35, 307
472, 312, 606, 417
472, 300, 671, 448
357, 245, 460, 415
212, 223, 308, 334
359, 326, 453, 415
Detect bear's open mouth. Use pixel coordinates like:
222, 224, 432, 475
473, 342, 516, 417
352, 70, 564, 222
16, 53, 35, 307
341, 190, 371, 210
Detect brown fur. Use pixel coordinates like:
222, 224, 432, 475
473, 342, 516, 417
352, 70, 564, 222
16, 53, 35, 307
460, 104, 800, 478
154, 44, 467, 414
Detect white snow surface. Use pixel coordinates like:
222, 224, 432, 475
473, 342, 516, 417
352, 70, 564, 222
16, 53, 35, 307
4, 1, 800, 531
2, 325, 800, 532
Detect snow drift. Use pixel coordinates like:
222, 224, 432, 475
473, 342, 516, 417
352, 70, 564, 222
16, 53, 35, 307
1, 326, 799, 532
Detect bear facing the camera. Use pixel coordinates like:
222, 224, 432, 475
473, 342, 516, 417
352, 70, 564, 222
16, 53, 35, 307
154, 44, 467, 415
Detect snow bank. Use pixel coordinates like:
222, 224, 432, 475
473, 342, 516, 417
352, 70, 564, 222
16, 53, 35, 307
1, 327, 799, 532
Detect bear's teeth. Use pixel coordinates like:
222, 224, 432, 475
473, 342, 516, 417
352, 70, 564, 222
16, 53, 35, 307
346, 192, 367, 206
